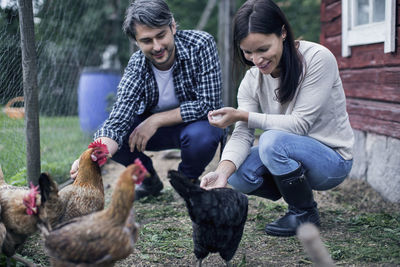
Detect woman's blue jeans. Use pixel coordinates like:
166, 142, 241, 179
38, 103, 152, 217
112, 112, 223, 180
228, 130, 353, 194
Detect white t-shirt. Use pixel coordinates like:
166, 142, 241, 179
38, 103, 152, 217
151, 64, 180, 113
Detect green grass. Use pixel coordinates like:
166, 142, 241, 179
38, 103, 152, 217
1, 110, 399, 266
125, 189, 194, 264
13, 177, 400, 266
123, 192, 400, 266
0, 111, 92, 185
329, 212, 400, 264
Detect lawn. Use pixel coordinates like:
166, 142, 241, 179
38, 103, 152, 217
15, 152, 400, 267
1, 113, 399, 266
0, 112, 91, 185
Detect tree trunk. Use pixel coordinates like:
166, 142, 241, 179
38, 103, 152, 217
18, 0, 40, 185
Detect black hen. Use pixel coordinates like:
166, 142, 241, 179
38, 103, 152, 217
168, 170, 248, 267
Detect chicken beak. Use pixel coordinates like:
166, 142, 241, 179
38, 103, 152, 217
31, 206, 38, 214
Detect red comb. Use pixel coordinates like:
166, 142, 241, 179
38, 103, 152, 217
134, 158, 147, 173
88, 140, 109, 154
134, 158, 149, 184
29, 181, 39, 195
24, 182, 39, 215
88, 139, 106, 149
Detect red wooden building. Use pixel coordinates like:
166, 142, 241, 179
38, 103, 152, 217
321, 0, 399, 138
320, 0, 400, 202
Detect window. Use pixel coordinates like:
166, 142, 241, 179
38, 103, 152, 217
342, 0, 396, 57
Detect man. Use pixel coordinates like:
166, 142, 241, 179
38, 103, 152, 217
70, 0, 224, 200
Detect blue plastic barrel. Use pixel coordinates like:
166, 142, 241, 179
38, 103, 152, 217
78, 67, 121, 134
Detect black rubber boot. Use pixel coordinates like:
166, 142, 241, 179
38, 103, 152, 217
135, 172, 164, 200
248, 172, 281, 201
265, 164, 320, 237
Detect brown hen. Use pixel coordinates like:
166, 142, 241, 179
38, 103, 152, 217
37, 161, 148, 267
0, 165, 40, 257
39, 140, 109, 227
0, 205, 6, 250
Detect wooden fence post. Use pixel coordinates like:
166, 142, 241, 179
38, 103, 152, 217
196, 0, 218, 30
218, 0, 235, 108
18, 0, 40, 185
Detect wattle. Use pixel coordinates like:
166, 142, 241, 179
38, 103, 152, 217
98, 157, 107, 167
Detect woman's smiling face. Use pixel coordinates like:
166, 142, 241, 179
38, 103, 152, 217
240, 31, 286, 77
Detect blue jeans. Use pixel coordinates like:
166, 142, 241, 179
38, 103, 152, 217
228, 130, 353, 193
112, 112, 223, 179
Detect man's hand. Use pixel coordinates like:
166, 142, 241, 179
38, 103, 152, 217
70, 137, 117, 180
129, 108, 182, 152
70, 158, 80, 180
129, 117, 158, 152
200, 171, 228, 190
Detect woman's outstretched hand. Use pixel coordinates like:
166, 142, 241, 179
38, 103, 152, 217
200, 171, 228, 190
208, 107, 248, 128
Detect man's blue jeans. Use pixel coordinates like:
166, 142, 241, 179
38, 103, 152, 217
228, 130, 353, 193
112, 112, 223, 180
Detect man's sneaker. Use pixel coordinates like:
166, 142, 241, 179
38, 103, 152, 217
135, 172, 164, 200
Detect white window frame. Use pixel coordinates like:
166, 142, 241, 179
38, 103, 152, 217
342, 0, 396, 57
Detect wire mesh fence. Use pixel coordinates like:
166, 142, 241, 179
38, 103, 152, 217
0, 0, 320, 183
0, 0, 131, 182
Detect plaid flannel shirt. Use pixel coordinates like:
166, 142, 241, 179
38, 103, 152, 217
94, 30, 223, 148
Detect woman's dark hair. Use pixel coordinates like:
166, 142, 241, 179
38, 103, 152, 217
233, 0, 303, 104
123, 0, 174, 40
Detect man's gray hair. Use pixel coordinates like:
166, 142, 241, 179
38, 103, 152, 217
123, 0, 174, 40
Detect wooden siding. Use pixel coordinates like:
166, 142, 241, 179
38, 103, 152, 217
341, 67, 400, 102
347, 99, 400, 139
320, 0, 400, 139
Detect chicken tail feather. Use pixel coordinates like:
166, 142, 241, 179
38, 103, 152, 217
38, 172, 58, 204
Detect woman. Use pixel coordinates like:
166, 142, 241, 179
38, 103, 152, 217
201, 0, 354, 237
